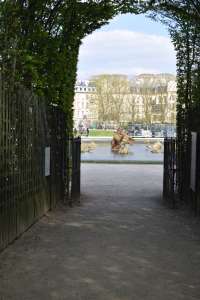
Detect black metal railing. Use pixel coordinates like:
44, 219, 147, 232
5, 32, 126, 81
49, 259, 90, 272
48, 105, 67, 208
189, 133, 200, 214
71, 137, 81, 197
163, 134, 200, 215
0, 83, 68, 251
163, 138, 177, 208
65, 137, 81, 204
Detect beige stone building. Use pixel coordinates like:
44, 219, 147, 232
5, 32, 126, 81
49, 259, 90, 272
73, 81, 97, 128
73, 76, 177, 128
120, 78, 177, 125
166, 80, 177, 123
117, 80, 176, 125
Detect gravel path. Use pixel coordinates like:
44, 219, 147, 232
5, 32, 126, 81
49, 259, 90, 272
0, 164, 200, 300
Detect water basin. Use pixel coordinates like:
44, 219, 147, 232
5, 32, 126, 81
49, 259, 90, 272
81, 141, 163, 163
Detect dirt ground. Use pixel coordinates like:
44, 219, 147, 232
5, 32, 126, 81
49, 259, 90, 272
0, 164, 200, 300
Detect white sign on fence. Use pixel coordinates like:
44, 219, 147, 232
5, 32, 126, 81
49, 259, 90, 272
190, 132, 197, 192
45, 147, 51, 176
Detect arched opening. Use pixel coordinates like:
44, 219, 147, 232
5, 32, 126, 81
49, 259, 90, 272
1, 3, 200, 299
71, 4, 200, 213
74, 13, 177, 205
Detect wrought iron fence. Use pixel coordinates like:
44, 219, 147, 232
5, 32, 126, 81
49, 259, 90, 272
163, 138, 177, 208
65, 137, 81, 205
189, 133, 200, 214
48, 105, 67, 208
0, 83, 67, 251
163, 134, 200, 214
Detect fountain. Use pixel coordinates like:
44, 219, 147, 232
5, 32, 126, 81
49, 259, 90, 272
111, 128, 134, 154
146, 141, 163, 153
81, 142, 96, 153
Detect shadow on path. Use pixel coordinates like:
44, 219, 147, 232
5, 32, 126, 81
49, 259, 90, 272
0, 164, 200, 300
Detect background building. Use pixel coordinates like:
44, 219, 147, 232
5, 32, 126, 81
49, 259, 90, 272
73, 74, 177, 129
73, 81, 96, 129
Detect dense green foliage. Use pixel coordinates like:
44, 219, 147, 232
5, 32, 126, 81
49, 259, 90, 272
0, 1, 120, 129
167, 4, 200, 200
92, 74, 131, 123
0, 0, 200, 132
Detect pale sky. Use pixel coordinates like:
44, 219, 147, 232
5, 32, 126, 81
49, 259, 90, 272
77, 14, 176, 80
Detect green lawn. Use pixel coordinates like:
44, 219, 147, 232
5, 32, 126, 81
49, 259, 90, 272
89, 129, 114, 137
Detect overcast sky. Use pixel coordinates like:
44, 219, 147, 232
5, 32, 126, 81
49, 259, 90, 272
77, 14, 176, 80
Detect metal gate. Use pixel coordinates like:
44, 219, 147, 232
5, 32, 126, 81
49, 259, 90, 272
163, 138, 177, 207
0, 83, 67, 251
65, 137, 81, 204
71, 137, 81, 197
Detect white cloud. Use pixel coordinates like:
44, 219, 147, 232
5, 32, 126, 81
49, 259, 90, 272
77, 30, 176, 79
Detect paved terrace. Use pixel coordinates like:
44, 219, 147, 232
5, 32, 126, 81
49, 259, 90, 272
0, 164, 200, 299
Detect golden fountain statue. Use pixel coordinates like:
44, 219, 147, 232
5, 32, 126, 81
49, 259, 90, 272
111, 128, 134, 154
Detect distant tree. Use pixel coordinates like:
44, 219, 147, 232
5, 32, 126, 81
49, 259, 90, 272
141, 88, 154, 124
156, 83, 168, 123
92, 74, 131, 124
131, 76, 154, 124
127, 94, 138, 123
131, 75, 176, 124
170, 102, 177, 124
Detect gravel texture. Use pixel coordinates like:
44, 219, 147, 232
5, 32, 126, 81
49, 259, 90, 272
0, 164, 200, 300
